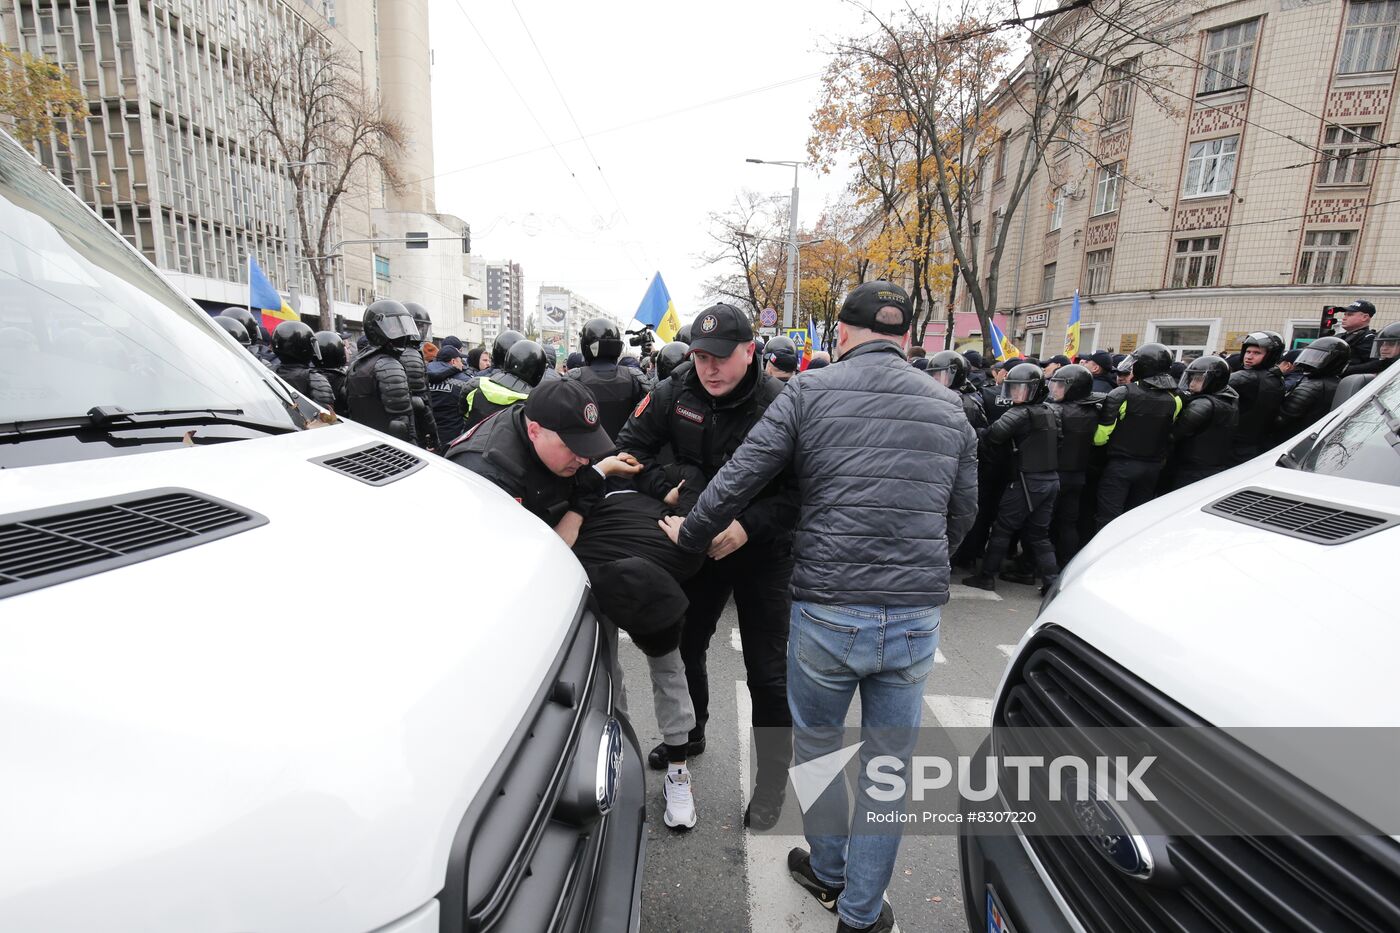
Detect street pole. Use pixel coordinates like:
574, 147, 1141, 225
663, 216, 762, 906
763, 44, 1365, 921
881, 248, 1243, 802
784, 163, 800, 331
283, 166, 302, 315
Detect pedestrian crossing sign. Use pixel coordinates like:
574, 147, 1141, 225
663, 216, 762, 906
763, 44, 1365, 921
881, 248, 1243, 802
787, 329, 807, 348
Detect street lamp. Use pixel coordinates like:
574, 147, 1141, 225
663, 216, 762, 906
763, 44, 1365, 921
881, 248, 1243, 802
282, 159, 328, 315
746, 157, 805, 329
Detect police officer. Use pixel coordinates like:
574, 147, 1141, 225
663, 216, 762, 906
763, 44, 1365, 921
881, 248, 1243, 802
463, 339, 548, 431
1344, 320, 1400, 377
348, 300, 416, 442
1093, 343, 1181, 528
615, 302, 797, 829
1166, 355, 1238, 490
655, 340, 690, 383
1271, 335, 1350, 444
1044, 364, 1102, 567
311, 330, 349, 415
213, 314, 253, 349
270, 321, 337, 411
762, 335, 799, 383
567, 318, 647, 440
981, 359, 1019, 423
963, 363, 1061, 593
426, 345, 474, 445
218, 307, 275, 367
675, 322, 693, 345
400, 302, 440, 452
927, 350, 989, 434
1337, 299, 1378, 365
1227, 331, 1285, 464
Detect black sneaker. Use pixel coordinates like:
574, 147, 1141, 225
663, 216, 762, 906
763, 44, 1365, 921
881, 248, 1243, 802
836, 901, 895, 933
998, 569, 1037, 586
788, 847, 843, 911
961, 572, 997, 591
646, 735, 706, 771
744, 785, 786, 831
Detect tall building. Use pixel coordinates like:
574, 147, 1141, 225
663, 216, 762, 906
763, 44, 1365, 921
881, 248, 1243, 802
484, 260, 525, 333
961, 0, 1400, 360
536, 285, 617, 353
0, 0, 479, 337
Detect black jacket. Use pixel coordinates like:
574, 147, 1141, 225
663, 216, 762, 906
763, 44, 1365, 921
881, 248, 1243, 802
980, 383, 1015, 423
318, 367, 348, 415
347, 346, 414, 441
1095, 380, 1181, 461
445, 405, 603, 526
271, 361, 336, 411
1272, 375, 1339, 445
1090, 373, 1117, 394
1171, 387, 1239, 470
1228, 366, 1284, 458
616, 353, 798, 545
1048, 395, 1103, 473
1342, 327, 1376, 365
426, 360, 472, 445
567, 362, 648, 440
982, 402, 1060, 474
674, 341, 978, 607
1343, 354, 1396, 377
400, 347, 439, 450
958, 384, 989, 435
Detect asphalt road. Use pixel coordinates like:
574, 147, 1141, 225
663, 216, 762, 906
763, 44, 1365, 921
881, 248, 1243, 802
617, 580, 1044, 933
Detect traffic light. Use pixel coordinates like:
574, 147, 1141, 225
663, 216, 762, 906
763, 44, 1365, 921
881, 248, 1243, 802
1320, 305, 1342, 333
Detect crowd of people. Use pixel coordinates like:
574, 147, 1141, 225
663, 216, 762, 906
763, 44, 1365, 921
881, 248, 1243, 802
204, 290, 1395, 933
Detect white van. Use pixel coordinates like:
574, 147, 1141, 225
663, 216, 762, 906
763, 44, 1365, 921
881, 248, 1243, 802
0, 133, 644, 932
960, 360, 1400, 932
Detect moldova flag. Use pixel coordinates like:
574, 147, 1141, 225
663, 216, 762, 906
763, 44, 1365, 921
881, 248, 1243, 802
634, 272, 681, 343
800, 317, 822, 370
988, 318, 1020, 363
1065, 290, 1082, 358
249, 256, 298, 335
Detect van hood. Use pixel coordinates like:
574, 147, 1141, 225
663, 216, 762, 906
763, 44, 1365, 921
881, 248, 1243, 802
0, 422, 588, 933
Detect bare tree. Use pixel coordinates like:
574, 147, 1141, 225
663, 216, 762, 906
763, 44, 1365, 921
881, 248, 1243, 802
697, 190, 791, 319
246, 28, 404, 331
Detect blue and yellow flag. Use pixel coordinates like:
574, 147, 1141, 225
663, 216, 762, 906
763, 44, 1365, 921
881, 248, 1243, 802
249, 256, 298, 335
988, 318, 1020, 363
1065, 290, 1082, 359
634, 272, 681, 343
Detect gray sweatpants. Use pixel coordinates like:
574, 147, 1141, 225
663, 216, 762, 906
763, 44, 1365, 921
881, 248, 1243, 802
646, 648, 697, 747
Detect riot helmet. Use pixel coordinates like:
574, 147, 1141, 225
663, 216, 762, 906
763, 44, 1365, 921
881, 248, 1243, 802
580, 318, 624, 363
763, 335, 799, 373
363, 300, 417, 349
927, 350, 969, 389
1121, 342, 1173, 380
675, 322, 693, 345
218, 307, 260, 345
1240, 331, 1284, 369
1371, 320, 1400, 360
656, 341, 688, 381
496, 339, 548, 391
1178, 355, 1230, 395
1047, 363, 1093, 402
313, 330, 347, 369
1294, 335, 1350, 377
492, 330, 524, 367
1002, 363, 1046, 405
213, 314, 252, 347
404, 301, 433, 344
272, 320, 318, 364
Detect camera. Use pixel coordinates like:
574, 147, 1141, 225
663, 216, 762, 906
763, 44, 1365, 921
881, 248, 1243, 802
626, 326, 655, 355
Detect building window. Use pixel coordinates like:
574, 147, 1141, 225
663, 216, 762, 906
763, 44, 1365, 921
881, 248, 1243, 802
995, 134, 1008, 182
991, 209, 1004, 245
1318, 124, 1380, 185
1170, 236, 1222, 288
1049, 187, 1065, 232
1083, 248, 1113, 295
1024, 330, 1046, 358
1339, 0, 1400, 74
1092, 162, 1122, 216
1183, 136, 1239, 198
1296, 230, 1357, 284
1152, 324, 1213, 361
1199, 19, 1259, 94
969, 220, 981, 259
1103, 59, 1137, 124
374, 254, 390, 281
1078, 323, 1101, 355
1285, 321, 1325, 349
1041, 263, 1057, 303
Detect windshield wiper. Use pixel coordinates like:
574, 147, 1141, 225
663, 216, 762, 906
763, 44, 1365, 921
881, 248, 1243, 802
0, 406, 296, 439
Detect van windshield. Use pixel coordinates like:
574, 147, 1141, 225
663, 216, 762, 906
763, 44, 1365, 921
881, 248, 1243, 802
0, 136, 302, 429
1297, 372, 1400, 488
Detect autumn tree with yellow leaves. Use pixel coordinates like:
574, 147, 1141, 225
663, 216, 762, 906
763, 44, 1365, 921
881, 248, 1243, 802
0, 49, 86, 152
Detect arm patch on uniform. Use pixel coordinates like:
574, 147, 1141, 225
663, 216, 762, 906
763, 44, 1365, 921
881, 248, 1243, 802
633, 393, 650, 418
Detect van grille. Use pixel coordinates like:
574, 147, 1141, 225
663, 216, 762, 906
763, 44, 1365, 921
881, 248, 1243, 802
313, 443, 425, 486
1204, 488, 1393, 544
997, 628, 1400, 933
0, 490, 265, 600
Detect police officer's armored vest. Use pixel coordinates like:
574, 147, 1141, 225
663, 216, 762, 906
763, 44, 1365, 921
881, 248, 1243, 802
348, 347, 396, 433
1107, 383, 1179, 460
273, 362, 316, 399
1050, 399, 1099, 473
322, 368, 348, 415
400, 346, 428, 394
1233, 368, 1284, 449
454, 407, 571, 526
464, 377, 530, 431
576, 364, 641, 440
1016, 404, 1059, 473
1179, 395, 1237, 469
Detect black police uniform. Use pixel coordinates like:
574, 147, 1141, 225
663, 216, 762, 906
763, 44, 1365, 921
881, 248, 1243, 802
1273, 373, 1340, 443
320, 367, 349, 415
1047, 393, 1102, 567
958, 384, 990, 435
1228, 366, 1284, 464
400, 345, 440, 451
272, 360, 336, 411
349, 346, 415, 441
615, 312, 797, 793
976, 400, 1061, 582
1167, 387, 1239, 489
569, 362, 647, 440
1093, 380, 1181, 528
427, 363, 473, 445
1341, 326, 1377, 366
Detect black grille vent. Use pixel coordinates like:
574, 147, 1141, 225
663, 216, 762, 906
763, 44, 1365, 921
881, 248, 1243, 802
313, 443, 425, 486
1205, 488, 1394, 545
0, 490, 265, 600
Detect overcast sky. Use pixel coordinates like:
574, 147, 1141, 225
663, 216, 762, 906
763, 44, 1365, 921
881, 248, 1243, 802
427, 0, 884, 329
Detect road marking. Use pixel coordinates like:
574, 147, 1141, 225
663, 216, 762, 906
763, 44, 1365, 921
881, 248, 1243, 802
730, 627, 743, 652
997, 644, 1016, 659
935, 648, 947, 664
924, 694, 994, 729
948, 584, 1003, 601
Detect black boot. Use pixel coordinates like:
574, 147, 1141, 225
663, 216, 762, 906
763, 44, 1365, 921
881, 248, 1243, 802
744, 784, 786, 831
646, 734, 706, 771
961, 572, 997, 591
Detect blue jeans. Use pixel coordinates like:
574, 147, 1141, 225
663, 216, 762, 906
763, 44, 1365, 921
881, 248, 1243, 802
787, 601, 941, 928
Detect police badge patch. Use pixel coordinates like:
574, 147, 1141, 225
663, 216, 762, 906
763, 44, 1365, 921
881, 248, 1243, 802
700, 314, 718, 334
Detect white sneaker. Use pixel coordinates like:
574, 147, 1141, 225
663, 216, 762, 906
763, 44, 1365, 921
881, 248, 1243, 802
663, 766, 697, 830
